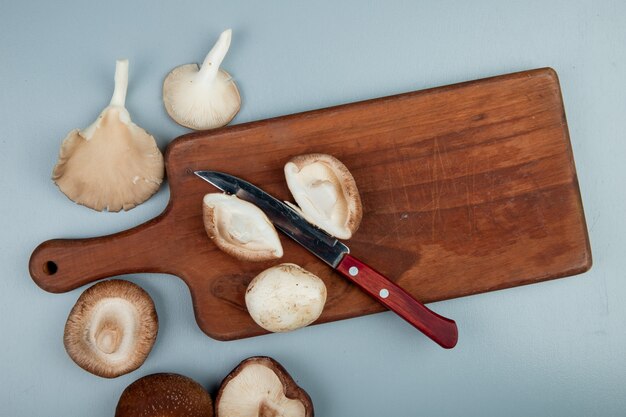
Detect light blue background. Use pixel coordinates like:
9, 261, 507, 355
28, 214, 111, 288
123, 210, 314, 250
1, 1, 624, 416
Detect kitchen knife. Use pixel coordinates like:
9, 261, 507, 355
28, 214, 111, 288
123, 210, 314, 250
195, 171, 458, 349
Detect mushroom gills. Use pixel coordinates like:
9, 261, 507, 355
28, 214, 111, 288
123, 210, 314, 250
88, 298, 137, 361
52, 59, 164, 212
63, 280, 158, 378
203, 193, 283, 261
163, 29, 241, 130
285, 153, 362, 240
245, 263, 327, 333
216, 357, 313, 417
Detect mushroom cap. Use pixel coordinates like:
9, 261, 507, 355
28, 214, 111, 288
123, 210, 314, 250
163, 65, 241, 130
245, 263, 327, 332
52, 60, 164, 212
63, 280, 158, 378
203, 193, 283, 261
216, 357, 313, 417
284, 154, 362, 239
115, 373, 214, 417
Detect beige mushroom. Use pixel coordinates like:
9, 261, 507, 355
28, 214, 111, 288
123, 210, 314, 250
245, 263, 327, 332
63, 280, 158, 378
284, 153, 362, 239
163, 29, 241, 130
52, 59, 164, 212
116, 373, 213, 417
216, 357, 313, 417
203, 193, 283, 261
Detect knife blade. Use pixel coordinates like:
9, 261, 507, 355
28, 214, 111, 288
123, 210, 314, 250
196, 171, 349, 267
195, 170, 458, 349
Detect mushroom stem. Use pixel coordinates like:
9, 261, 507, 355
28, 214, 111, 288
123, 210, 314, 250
110, 59, 129, 107
197, 29, 231, 85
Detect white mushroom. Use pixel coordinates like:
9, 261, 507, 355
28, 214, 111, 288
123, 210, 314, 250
203, 193, 283, 261
216, 357, 314, 417
245, 263, 326, 332
52, 59, 164, 212
63, 280, 158, 378
163, 29, 241, 130
284, 153, 362, 239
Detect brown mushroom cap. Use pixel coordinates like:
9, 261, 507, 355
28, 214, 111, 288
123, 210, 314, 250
203, 193, 283, 261
216, 357, 314, 417
284, 153, 362, 239
63, 280, 158, 378
115, 373, 213, 417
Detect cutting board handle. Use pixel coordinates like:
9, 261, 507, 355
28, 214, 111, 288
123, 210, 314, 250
29, 214, 172, 293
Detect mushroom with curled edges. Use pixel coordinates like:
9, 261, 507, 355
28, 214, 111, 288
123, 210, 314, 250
216, 356, 313, 417
63, 280, 158, 378
203, 193, 283, 261
163, 29, 241, 130
115, 373, 214, 417
284, 153, 362, 239
52, 59, 164, 212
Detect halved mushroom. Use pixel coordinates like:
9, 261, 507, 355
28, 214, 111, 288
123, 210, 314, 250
216, 357, 313, 417
52, 59, 164, 212
116, 373, 213, 417
284, 153, 362, 239
64, 280, 158, 378
203, 193, 283, 261
163, 29, 241, 130
245, 263, 326, 332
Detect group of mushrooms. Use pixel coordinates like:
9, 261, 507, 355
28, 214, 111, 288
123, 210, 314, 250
52, 29, 363, 416
65, 280, 315, 416
204, 151, 362, 333
53, 29, 240, 211
115, 358, 313, 417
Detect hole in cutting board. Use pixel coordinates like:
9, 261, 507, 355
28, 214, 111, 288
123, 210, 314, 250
43, 261, 58, 275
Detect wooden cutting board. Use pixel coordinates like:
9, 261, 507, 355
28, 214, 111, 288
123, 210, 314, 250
29, 68, 591, 341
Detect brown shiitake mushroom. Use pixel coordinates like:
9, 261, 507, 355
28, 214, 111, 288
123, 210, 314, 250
216, 357, 313, 417
245, 264, 327, 333
53, 59, 164, 212
203, 193, 283, 261
115, 373, 213, 417
63, 280, 158, 378
284, 153, 362, 239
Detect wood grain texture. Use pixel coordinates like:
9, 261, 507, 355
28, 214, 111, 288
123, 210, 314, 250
29, 68, 591, 341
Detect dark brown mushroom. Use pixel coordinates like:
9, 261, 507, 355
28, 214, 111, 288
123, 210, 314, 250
115, 373, 213, 417
63, 279, 158, 378
216, 357, 314, 417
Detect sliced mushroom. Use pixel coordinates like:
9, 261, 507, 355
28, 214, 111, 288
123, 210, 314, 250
284, 153, 362, 239
245, 263, 326, 332
64, 280, 158, 378
52, 59, 164, 212
216, 357, 313, 417
203, 193, 283, 261
116, 373, 213, 417
163, 29, 241, 130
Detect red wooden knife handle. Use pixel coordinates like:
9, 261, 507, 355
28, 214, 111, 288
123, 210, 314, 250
336, 254, 458, 349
